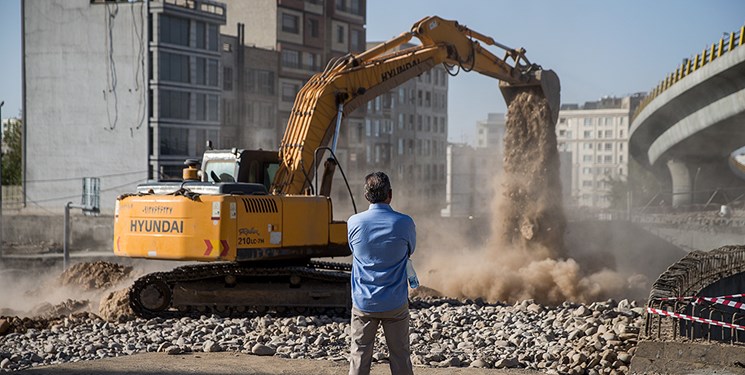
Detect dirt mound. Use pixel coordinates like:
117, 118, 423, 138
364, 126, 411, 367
98, 288, 135, 322
59, 261, 133, 291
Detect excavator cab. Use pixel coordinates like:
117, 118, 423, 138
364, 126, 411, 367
201, 149, 280, 192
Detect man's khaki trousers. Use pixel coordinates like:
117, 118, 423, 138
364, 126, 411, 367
348, 303, 414, 375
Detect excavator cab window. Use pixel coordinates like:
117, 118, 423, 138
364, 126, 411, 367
203, 161, 237, 183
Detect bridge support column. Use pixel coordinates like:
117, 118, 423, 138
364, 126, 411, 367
667, 158, 692, 207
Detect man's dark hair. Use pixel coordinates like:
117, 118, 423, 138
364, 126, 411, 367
364, 172, 391, 204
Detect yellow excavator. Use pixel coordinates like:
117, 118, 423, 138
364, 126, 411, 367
114, 16, 560, 317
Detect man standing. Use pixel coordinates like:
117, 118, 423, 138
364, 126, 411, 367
348, 171, 416, 375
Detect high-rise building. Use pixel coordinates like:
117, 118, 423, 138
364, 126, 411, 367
23, 0, 226, 212
556, 94, 643, 208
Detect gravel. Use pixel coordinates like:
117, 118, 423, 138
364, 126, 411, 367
0, 297, 644, 374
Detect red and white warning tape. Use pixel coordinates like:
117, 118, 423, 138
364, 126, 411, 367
652, 294, 745, 312
695, 296, 745, 311
654, 293, 745, 301
646, 307, 745, 331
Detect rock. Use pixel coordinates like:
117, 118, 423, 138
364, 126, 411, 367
495, 357, 519, 369
203, 340, 222, 353
0, 358, 10, 369
438, 357, 461, 367
527, 304, 543, 314
573, 305, 591, 317
617, 352, 631, 364
0, 319, 9, 335
469, 358, 488, 368
165, 346, 182, 355
251, 344, 276, 356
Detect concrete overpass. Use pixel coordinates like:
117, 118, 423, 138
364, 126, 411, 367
630, 25, 745, 207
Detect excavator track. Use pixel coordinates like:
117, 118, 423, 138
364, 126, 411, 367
129, 261, 352, 319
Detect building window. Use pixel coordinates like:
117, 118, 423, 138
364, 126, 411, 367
257, 70, 274, 95
582, 180, 593, 187
196, 58, 218, 87
583, 131, 591, 138
281, 49, 301, 69
582, 167, 592, 175
282, 13, 299, 34
307, 18, 319, 38
583, 143, 593, 150
160, 52, 189, 83
160, 90, 190, 119
196, 93, 218, 122
303, 52, 319, 71
605, 130, 613, 138
161, 15, 189, 47
282, 82, 300, 102
583, 155, 592, 162
604, 143, 612, 151
259, 103, 274, 128
196, 22, 218, 51
350, 29, 362, 52
604, 155, 613, 163
336, 25, 345, 44
223, 67, 233, 91
350, 0, 362, 15
160, 126, 189, 156
584, 118, 593, 127
335, 0, 346, 11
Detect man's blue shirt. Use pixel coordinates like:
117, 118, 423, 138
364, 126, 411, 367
347, 203, 416, 313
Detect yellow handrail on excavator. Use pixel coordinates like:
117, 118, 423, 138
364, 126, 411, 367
271, 15, 561, 196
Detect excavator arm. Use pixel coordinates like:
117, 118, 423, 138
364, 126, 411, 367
271, 15, 560, 195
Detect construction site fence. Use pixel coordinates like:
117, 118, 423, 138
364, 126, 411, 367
643, 246, 745, 344
633, 24, 745, 121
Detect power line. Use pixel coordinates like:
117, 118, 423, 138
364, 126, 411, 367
25, 170, 148, 184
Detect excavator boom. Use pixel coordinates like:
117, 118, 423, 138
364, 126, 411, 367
271, 16, 560, 195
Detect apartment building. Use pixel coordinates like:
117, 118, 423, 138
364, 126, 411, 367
556, 94, 643, 208
23, 0, 226, 212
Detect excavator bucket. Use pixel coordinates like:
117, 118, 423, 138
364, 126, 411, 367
499, 69, 561, 125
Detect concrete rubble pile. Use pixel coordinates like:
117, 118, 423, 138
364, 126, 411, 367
0, 297, 643, 374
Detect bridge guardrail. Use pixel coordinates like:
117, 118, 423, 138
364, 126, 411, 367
633, 24, 745, 122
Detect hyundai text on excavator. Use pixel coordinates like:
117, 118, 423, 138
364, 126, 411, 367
113, 16, 561, 318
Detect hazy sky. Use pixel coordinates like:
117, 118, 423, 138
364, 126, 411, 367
1, 0, 744, 144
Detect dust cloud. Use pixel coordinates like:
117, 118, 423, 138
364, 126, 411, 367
0, 259, 179, 326
418, 91, 648, 305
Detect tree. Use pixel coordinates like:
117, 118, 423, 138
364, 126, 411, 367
2, 119, 22, 185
